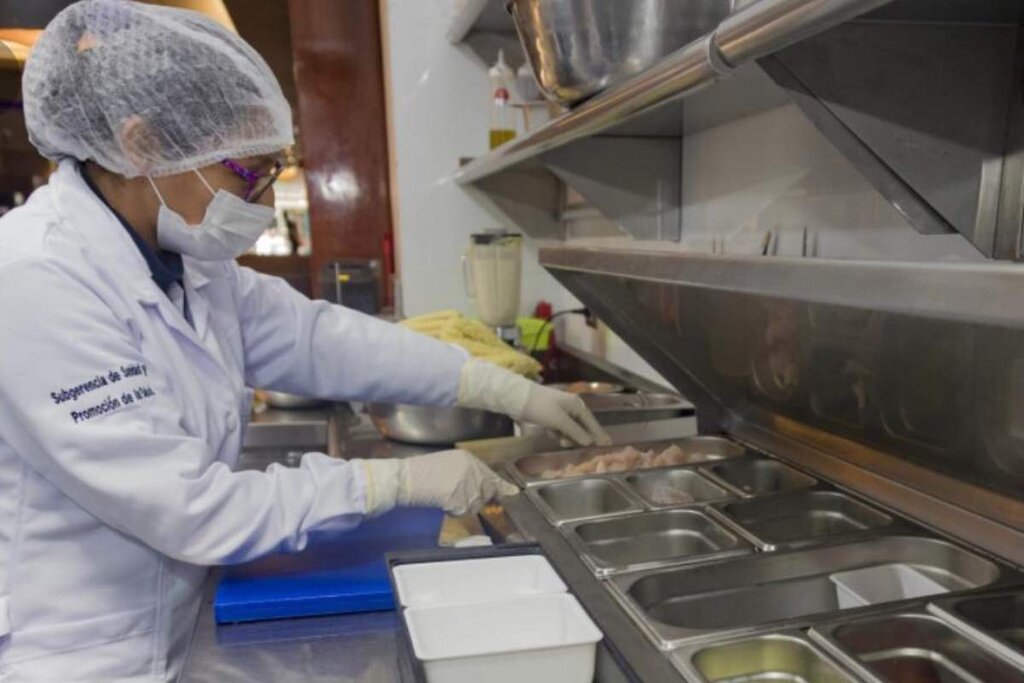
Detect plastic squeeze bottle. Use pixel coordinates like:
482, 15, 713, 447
488, 49, 516, 149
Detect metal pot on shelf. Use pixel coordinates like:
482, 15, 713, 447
507, 0, 734, 106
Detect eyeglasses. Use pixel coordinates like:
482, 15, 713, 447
221, 158, 285, 203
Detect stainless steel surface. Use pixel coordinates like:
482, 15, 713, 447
502, 492, 695, 682
564, 508, 751, 576
508, 0, 733, 105
540, 246, 1024, 558
583, 392, 689, 413
715, 0, 892, 67
730, 420, 1024, 568
239, 409, 333, 472
367, 402, 513, 446
243, 417, 328, 451
520, 393, 688, 436
557, 342, 682, 396
183, 407, 440, 682
674, 632, 857, 683
703, 458, 816, 497
527, 477, 643, 525
517, 392, 692, 437
262, 390, 329, 410
759, 10, 1024, 255
456, 0, 887, 186
460, 28, 705, 182
183, 591, 404, 683
715, 490, 893, 551
624, 468, 732, 510
611, 535, 1013, 647
511, 435, 746, 486
548, 381, 626, 394
811, 612, 1024, 683
196, 407, 641, 682
931, 591, 1024, 668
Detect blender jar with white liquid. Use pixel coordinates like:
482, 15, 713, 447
463, 232, 523, 339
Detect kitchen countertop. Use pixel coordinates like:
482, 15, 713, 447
181, 405, 698, 682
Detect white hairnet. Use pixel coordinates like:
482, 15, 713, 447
22, 0, 293, 178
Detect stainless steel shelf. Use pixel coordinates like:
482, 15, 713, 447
453, 0, 890, 187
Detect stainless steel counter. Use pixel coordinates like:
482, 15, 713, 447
183, 403, 429, 683
180, 405, 698, 682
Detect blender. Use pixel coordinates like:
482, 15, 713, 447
462, 231, 523, 344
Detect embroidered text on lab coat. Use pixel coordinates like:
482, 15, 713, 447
49, 365, 155, 423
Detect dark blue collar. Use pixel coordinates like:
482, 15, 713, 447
79, 167, 184, 294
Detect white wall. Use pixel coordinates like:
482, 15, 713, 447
383, 0, 569, 319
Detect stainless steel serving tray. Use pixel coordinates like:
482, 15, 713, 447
622, 467, 734, 511
525, 476, 645, 526
673, 630, 860, 683
700, 457, 817, 498
711, 489, 899, 552
609, 535, 1022, 649
929, 590, 1024, 670
561, 508, 752, 577
810, 611, 1024, 682
508, 436, 747, 487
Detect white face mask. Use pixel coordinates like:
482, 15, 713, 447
147, 170, 275, 261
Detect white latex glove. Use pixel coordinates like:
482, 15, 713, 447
457, 358, 611, 447
358, 450, 519, 517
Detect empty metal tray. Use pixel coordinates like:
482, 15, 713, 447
509, 436, 746, 486
610, 535, 1010, 647
623, 468, 732, 510
564, 509, 751, 576
702, 458, 816, 497
715, 490, 893, 550
526, 477, 642, 525
932, 590, 1024, 667
812, 613, 1024, 682
675, 632, 857, 683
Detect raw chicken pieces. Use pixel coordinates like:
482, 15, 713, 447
540, 444, 694, 480
648, 482, 695, 506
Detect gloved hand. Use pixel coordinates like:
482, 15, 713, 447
358, 450, 519, 517
457, 358, 611, 447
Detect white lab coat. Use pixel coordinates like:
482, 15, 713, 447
0, 161, 468, 681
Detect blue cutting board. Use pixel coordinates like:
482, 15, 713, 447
214, 507, 445, 624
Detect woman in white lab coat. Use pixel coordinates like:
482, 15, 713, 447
0, 2, 607, 680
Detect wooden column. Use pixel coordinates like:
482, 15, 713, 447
287, 0, 393, 300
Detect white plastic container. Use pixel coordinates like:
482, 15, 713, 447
393, 556, 566, 609
405, 593, 602, 683
830, 563, 950, 608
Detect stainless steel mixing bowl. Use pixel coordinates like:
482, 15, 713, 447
507, 0, 734, 106
367, 403, 514, 446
